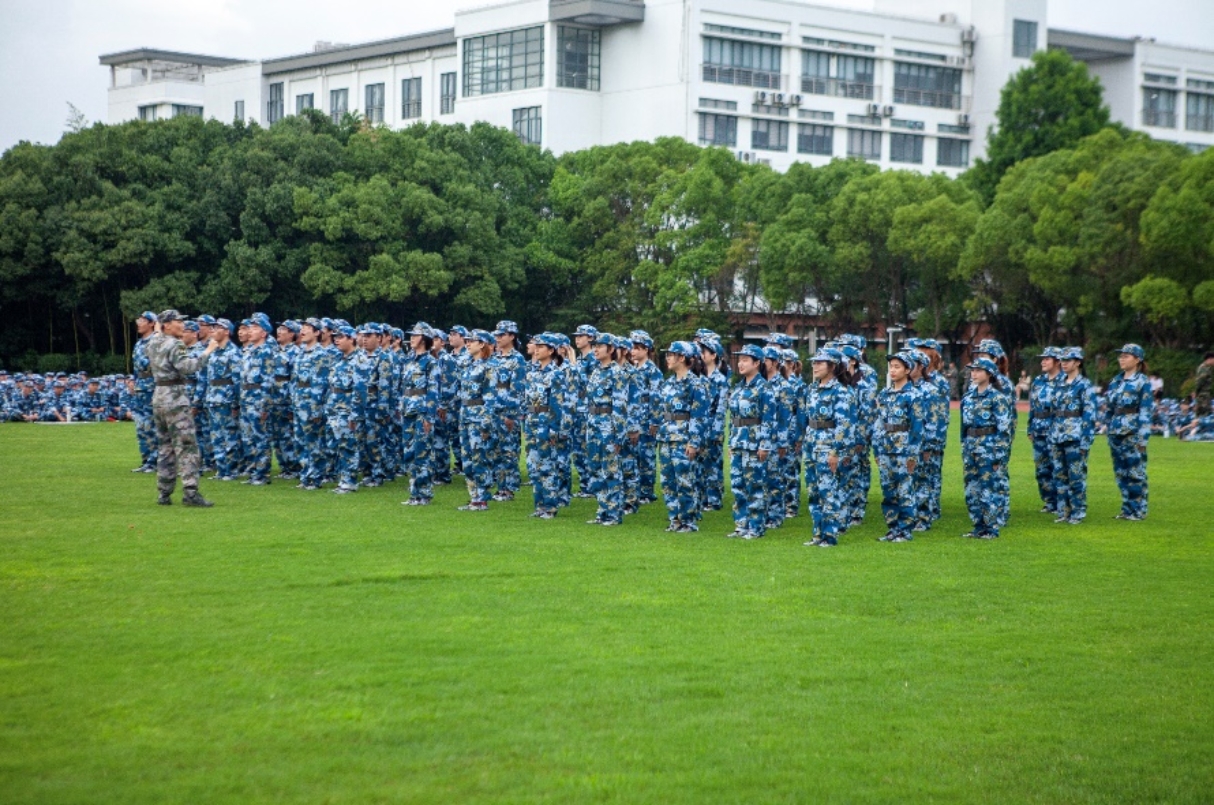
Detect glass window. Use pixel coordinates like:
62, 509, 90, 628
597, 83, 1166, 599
893, 63, 962, 109
698, 113, 737, 147
847, 128, 881, 160
558, 26, 600, 90
1013, 20, 1038, 58
937, 137, 970, 167
234, 100, 244, 121
1143, 87, 1177, 127
441, 72, 457, 114
295, 93, 314, 114
797, 124, 833, 155
330, 89, 348, 123
513, 106, 542, 145
1187, 92, 1214, 132
267, 82, 284, 124
702, 36, 782, 89
751, 119, 789, 151
365, 83, 385, 123
401, 78, 422, 119
800, 51, 875, 99
463, 27, 545, 97
172, 105, 203, 118
890, 133, 924, 163
138, 105, 158, 122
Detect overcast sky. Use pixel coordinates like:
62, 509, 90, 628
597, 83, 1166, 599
1, 0, 1211, 154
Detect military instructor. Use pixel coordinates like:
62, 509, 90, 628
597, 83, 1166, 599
148, 310, 219, 507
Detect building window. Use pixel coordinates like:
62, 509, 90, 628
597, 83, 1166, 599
698, 113, 737, 147
365, 83, 385, 124
1012, 20, 1038, 58
138, 104, 158, 122
330, 89, 348, 123
847, 128, 881, 160
1186, 92, 1214, 132
797, 124, 833, 155
172, 104, 203, 118
401, 78, 422, 119
513, 106, 542, 145
937, 137, 970, 167
558, 26, 600, 90
1143, 87, 1177, 127
702, 36, 782, 89
463, 27, 544, 97
751, 119, 789, 151
296, 93, 314, 114
267, 82, 284, 124
234, 100, 245, 121
890, 133, 924, 163
894, 63, 962, 109
441, 72, 457, 114
801, 51, 875, 100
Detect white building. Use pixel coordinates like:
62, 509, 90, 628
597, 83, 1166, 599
99, 0, 1214, 174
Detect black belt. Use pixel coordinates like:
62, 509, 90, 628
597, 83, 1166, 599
591, 405, 613, 415
1114, 406, 1139, 416
405, 389, 428, 398
666, 412, 690, 421
155, 379, 185, 387
138, 371, 152, 379
331, 386, 353, 393
735, 417, 759, 426
809, 418, 836, 429
466, 397, 485, 406
496, 383, 511, 390
530, 405, 551, 414
241, 383, 261, 391
274, 375, 291, 382
966, 426, 996, 437
884, 424, 909, 433
210, 378, 233, 386
1057, 410, 1082, 418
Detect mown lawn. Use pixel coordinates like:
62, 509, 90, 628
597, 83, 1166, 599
1, 422, 1210, 803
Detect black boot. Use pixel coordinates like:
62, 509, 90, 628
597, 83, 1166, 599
182, 491, 214, 508
157, 493, 172, 506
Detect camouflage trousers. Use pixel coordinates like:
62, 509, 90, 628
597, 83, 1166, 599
269, 402, 298, 475
620, 437, 639, 510
765, 449, 790, 528
585, 435, 624, 523
206, 405, 242, 478
1050, 441, 1089, 521
293, 408, 330, 486
360, 414, 392, 482
730, 449, 768, 536
660, 442, 701, 526
133, 404, 157, 465
154, 403, 201, 495
239, 399, 272, 482
493, 419, 522, 494
526, 438, 567, 512
637, 434, 658, 503
804, 447, 846, 543
460, 419, 496, 505
699, 437, 725, 510
1030, 435, 1057, 512
915, 447, 944, 527
963, 448, 1008, 536
1108, 434, 1148, 518
571, 413, 589, 491
328, 413, 361, 488
876, 452, 916, 538
786, 453, 803, 517
849, 441, 873, 523
431, 410, 457, 483
401, 416, 434, 501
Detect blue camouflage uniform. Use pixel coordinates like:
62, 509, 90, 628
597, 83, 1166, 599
269, 327, 300, 477
238, 317, 276, 483
569, 325, 599, 495
185, 334, 213, 468
458, 334, 499, 508
584, 336, 630, 525
399, 326, 440, 504
728, 348, 776, 538
327, 332, 371, 492
1104, 345, 1153, 519
782, 351, 807, 518
524, 335, 573, 516
762, 347, 795, 530
431, 340, 460, 483
700, 347, 729, 512
76, 384, 111, 422
961, 358, 1014, 538
1028, 349, 1063, 513
1049, 348, 1099, 523
656, 342, 709, 531
873, 352, 924, 542
203, 329, 243, 480
489, 322, 526, 499
802, 349, 857, 546
843, 341, 877, 527
291, 333, 334, 490
629, 332, 662, 507
131, 318, 157, 468
360, 329, 395, 485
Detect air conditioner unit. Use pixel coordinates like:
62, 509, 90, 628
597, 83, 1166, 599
882, 105, 894, 117
948, 56, 972, 68
957, 113, 970, 126
737, 150, 754, 163
754, 91, 768, 105
866, 102, 880, 116
961, 26, 977, 44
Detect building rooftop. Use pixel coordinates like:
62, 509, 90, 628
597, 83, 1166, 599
98, 48, 249, 68
261, 29, 457, 75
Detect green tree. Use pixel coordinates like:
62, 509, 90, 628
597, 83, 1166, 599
969, 49, 1112, 205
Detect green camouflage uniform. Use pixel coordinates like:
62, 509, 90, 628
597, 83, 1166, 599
147, 333, 211, 497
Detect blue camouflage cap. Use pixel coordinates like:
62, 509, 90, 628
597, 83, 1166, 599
765, 332, 793, 348
468, 329, 495, 344
407, 321, 433, 337
320, 317, 334, 330
1038, 346, 1061, 359
839, 344, 861, 360
494, 320, 519, 336
533, 332, 561, 348
666, 340, 698, 358
968, 357, 1000, 376
839, 333, 867, 349
554, 333, 571, 347
761, 346, 782, 362
782, 349, 799, 362
449, 325, 469, 338
974, 338, 1005, 359
694, 328, 719, 341
630, 330, 654, 348
196, 314, 217, 326
811, 347, 843, 364
334, 325, 357, 339
592, 332, 616, 346
1061, 346, 1084, 361
906, 337, 926, 349
183, 320, 200, 333
249, 312, 272, 333
281, 319, 301, 334
303, 317, 324, 331
890, 350, 918, 369
613, 335, 631, 351
216, 318, 236, 333
138, 310, 158, 323
1116, 343, 1145, 360
574, 324, 599, 338
735, 344, 765, 361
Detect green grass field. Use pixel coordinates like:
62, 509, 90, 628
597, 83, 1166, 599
1, 422, 1211, 803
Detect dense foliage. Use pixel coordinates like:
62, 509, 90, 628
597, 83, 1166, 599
1, 99, 1211, 376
